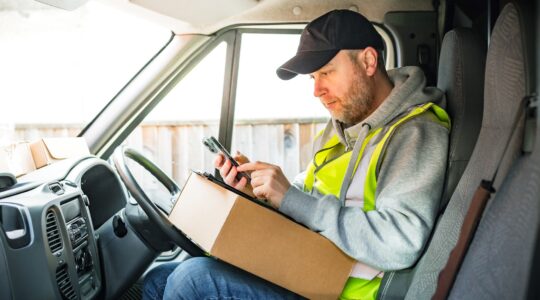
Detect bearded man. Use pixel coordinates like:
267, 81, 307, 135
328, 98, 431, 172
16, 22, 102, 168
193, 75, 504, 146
146, 9, 450, 300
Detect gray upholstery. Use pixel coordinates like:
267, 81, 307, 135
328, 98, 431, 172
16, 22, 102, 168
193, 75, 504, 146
405, 3, 528, 299
450, 126, 539, 300
437, 28, 485, 208
376, 28, 486, 300
450, 2, 537, 298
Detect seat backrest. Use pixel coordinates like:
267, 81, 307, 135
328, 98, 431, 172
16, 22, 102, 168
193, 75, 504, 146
375, 27, 486, 300
437, 28, 486, 208
405, 2, 530, 299
448, 2, 537, 298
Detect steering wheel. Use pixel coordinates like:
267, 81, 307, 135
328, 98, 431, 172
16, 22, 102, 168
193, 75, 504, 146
112, 146, 204, 257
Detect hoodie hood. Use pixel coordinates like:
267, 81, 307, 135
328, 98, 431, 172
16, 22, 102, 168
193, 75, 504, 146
333, 66, 445, 148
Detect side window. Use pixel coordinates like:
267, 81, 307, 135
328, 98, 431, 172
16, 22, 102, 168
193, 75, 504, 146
232, 33, 328, 180
2, 2, 170, 146
123, 41, 227, 192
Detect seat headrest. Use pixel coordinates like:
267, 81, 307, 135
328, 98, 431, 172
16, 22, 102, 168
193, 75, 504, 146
437, 28, 485, 207
438, 28, 486, 123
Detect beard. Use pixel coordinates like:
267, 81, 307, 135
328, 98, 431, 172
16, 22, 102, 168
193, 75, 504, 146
333, 64, 375, 126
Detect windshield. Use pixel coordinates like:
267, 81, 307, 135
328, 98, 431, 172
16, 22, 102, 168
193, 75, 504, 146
0, 0, 171, 146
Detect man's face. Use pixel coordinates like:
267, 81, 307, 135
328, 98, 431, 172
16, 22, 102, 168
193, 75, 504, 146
310, 50, 374, 125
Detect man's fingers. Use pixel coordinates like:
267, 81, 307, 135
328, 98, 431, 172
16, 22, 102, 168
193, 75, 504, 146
225, 163, 239, 184
249, 172, 268, 188
214, 153, 225, 168
251, 185, 265, 199
234, 151, 250, 164
233, 177, 248, 190
219, 159, 232, 181
237, 161, 275, 172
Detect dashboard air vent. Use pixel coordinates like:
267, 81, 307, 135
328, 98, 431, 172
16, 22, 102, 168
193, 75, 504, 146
45, 210, 63, 254
56, 265, 77, 300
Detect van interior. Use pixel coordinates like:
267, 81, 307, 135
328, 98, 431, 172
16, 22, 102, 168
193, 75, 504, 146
0, 0, 538, 299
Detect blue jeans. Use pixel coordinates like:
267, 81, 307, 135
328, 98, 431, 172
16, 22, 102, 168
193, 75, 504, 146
144, 257, 304, 300
143, 262, 180, 300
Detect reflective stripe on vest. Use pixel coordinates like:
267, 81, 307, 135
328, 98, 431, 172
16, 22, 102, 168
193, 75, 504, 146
303, 102, 450, 300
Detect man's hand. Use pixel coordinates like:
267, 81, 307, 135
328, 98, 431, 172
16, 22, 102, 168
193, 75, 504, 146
214, 152, 254, 197
237, 162, 291, 208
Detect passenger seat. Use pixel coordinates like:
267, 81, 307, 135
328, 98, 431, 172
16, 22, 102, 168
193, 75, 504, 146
376, 27, 486, 300
446, 1, 537, 298
405, 2, 535, 299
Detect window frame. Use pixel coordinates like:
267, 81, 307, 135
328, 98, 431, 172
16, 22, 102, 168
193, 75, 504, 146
88, 23, 394, 160
218, 28, 304, 152
219, 24, 394, 152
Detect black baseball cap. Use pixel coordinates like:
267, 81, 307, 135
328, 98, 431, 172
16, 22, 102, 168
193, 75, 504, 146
276, 9, 384, 80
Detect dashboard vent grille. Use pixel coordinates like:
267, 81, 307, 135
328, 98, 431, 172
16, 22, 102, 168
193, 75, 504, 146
45, 210, 63, 254
56, 265, 77, 300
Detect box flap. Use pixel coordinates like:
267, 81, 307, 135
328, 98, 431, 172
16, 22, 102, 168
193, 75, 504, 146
168, 172, 237, 251
41, 137, 90, 159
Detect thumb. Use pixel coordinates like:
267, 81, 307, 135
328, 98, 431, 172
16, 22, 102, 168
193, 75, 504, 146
234, 151, 250, 164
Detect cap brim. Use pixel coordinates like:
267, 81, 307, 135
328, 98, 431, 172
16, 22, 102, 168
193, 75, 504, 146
276, 49, 339, 80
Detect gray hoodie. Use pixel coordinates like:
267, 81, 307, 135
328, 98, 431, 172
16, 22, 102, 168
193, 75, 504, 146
279, 66, 449, 271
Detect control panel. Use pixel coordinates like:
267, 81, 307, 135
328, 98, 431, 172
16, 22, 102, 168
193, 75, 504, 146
56, 196, 101, 300
67, 217, 94, 277
67, 217, 88, 249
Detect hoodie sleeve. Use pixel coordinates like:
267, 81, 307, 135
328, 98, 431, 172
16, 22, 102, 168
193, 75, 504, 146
291, 171, 307, 190
279, 116, 449, 271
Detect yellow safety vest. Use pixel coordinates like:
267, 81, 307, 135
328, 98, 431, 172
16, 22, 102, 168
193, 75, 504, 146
303, 102, 450, 300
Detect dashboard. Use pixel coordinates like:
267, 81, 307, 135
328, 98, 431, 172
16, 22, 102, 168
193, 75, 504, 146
0, 156, 157, 300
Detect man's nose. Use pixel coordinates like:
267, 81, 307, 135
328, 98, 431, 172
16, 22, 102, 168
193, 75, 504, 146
313, 78, 326, 98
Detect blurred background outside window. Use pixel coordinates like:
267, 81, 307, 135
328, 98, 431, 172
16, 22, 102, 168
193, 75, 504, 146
0, 0, 170, 145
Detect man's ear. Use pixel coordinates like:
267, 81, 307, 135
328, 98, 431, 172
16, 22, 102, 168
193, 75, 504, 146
361, 47, 378, 77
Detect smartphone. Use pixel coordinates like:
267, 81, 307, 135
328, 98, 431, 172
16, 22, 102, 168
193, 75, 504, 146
203, 136, 251, 182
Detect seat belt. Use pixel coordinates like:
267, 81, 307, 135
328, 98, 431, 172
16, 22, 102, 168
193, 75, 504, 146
432, 95, 536, 300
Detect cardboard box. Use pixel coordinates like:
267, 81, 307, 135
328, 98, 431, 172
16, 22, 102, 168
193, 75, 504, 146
0, 142, 36, 177
168, 172, 355, 299
30, 137, 90, 169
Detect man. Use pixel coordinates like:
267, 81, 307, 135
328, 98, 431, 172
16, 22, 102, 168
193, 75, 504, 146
145, 9, 449, 300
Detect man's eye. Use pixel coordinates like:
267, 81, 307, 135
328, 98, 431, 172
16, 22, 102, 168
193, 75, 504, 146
321, 70, 333, 77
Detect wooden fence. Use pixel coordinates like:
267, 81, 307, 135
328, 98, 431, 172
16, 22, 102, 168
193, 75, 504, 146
14, 119, 328, 188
